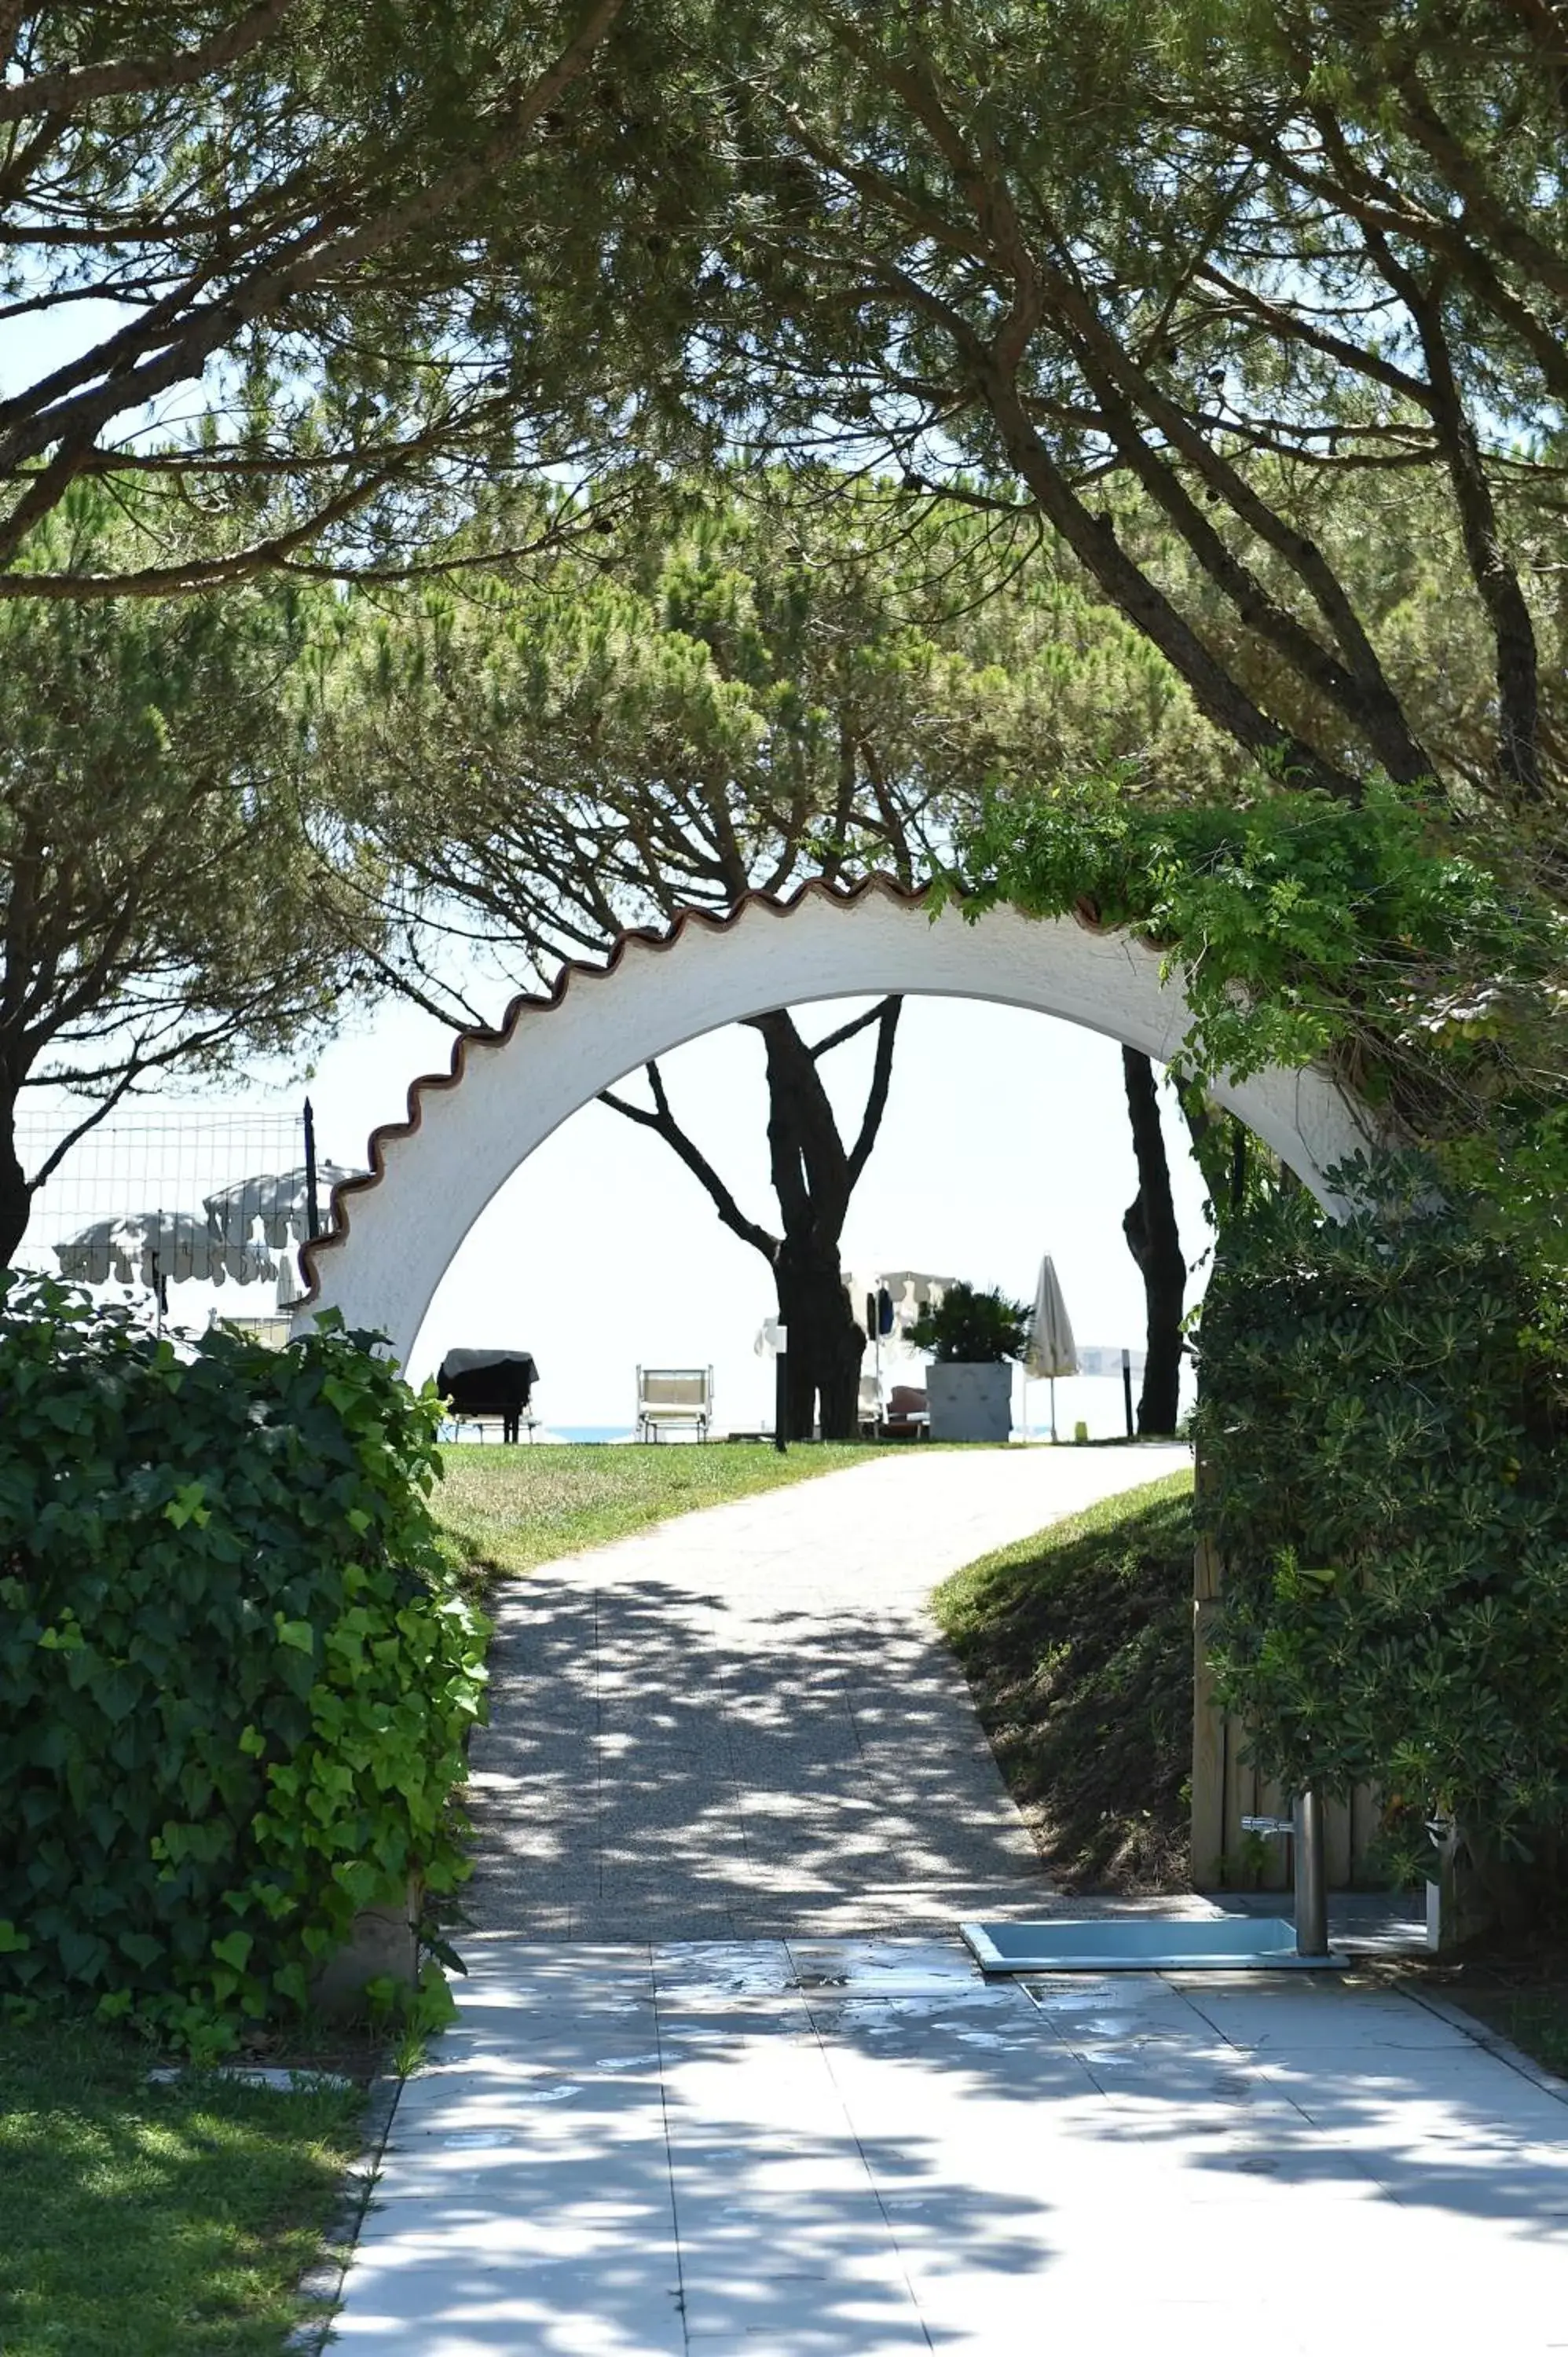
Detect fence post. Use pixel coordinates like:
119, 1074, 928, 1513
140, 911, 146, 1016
302, 1096, 320, 1243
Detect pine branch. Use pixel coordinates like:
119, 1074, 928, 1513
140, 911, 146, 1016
0, 0, 298, 126
845, 995, 901, 1187
808, 995, 898, 1061
599, 1063, 778, 1260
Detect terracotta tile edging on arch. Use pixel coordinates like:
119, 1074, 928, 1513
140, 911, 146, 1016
296, 873, 1152, 1307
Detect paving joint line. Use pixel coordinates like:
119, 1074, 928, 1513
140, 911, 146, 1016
786, 1937, 939, 2352
650, 1951, 698, 2353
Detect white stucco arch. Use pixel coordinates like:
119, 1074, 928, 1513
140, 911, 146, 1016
296, 880, 1373, 1369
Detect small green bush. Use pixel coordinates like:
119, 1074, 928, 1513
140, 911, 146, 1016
1193, 1157, 1568, 1897
0, 1277, 487, 2051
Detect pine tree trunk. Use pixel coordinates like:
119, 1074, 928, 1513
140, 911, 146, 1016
1120, 1048, 1185, 1435
775, 1240, 865, 1441
755, 1010, 882, 1442
600, 1000, 900, 1446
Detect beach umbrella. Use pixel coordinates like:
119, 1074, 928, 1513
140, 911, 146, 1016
875, 1269, 960, 1329
844, 1267, 959, 1391
55, 1211, 276, 1291
203, 1162, 363, 1248
1024, 1255, 1078, 1441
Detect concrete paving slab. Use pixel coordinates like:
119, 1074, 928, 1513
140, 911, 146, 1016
1176, 1978, 1479, 2050
332, 1934, 1568, 2355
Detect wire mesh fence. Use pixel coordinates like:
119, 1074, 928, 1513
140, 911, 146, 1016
13, 1100, 310, 1333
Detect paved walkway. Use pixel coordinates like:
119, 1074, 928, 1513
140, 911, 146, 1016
337, 1937, 1568, 2355
464, 1445, 1191, 1939
330, 1449, 1568, 2355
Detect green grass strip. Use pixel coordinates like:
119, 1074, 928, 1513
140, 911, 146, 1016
432, 1439, 887, 1584
0, 2020, 364, 2357
1448, 1986, 1568, 2080
932, 1468, 1196, 1891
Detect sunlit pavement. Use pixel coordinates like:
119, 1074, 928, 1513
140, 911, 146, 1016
334, 1935, 1568, 2356
329, 1450, 1568, 2353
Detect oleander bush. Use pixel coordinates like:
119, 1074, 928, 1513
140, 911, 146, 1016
0, 1276, 487, 2053
1194, 1157, 1568, 1914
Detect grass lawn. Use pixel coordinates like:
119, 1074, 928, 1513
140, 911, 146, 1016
1449, 1980, 1568, 2079
1390, 1939, 1568, 2084
432, 1439, 885, 1584
932, 1468, 1196, 1890
0, 2019, 365, 2357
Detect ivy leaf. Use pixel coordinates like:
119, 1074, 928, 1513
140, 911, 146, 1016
163, 1482, 211, 1530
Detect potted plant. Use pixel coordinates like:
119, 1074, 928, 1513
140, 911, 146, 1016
907, 1281, 1031, 1442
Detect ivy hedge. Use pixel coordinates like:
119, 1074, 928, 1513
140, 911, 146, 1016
0, 1277, 487, 2053
1192, 1159, 1568, 1908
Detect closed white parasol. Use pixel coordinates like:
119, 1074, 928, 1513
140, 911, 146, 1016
1024, 1255, 1078, 1442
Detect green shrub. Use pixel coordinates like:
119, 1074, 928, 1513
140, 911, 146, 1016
1193, 1157, 1568, 1898
909, 1281, 1031, 1364
0, 1277, 487, 2051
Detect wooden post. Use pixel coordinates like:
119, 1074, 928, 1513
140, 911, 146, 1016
1254, 1773, 1292, 1891
1191, 1495, 1228, 1888
1324, 1794, 1354, 1890
1349, 1783, 1382, 1882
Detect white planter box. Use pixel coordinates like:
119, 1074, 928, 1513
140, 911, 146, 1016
925, 1361, 1013, 1443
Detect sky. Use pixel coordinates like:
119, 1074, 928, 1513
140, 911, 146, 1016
286, 984, 1214, 1437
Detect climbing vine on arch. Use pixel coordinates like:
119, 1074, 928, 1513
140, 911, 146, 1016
958, 775, 1568, 1255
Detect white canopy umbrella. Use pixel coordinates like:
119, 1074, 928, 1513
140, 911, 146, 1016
873, 1270, 961, 1330
838, 1268, 962, 1419
844, 1269, 960, 1350
55, 1211, 276, 1291
203, 1163, 364, 1248
1024, 1255, 1079, 1442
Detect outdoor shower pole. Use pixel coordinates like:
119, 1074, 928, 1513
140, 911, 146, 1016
1295, 1787, 1329, 1959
